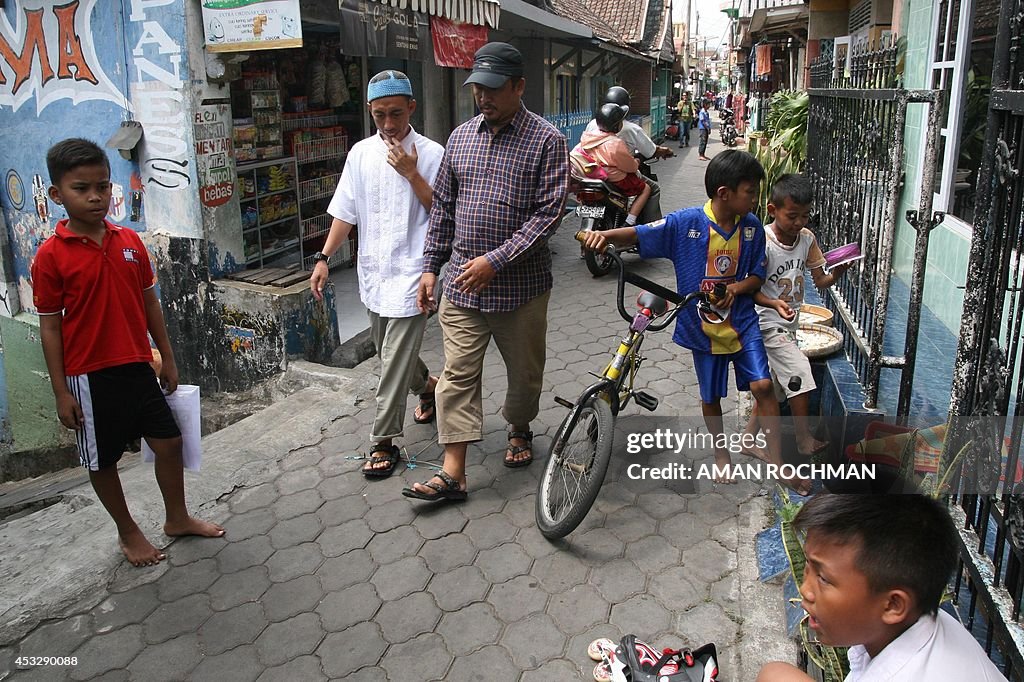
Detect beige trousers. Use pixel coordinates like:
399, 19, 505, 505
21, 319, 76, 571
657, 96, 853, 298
367, 311, 430, 442
435, 291, 550, 444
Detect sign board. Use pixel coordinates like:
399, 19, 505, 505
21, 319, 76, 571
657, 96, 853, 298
201, 0, 303, 52
338, 0, 432, 61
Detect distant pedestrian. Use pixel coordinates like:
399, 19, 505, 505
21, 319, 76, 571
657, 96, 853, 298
311, 70, 444, 479
698, 100, 713, 161
677, 94, 693, 147
406, 42, 568, 502
33, 138, 224, 567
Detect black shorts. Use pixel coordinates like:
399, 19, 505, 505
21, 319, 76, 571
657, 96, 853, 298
65, 362, 180, 471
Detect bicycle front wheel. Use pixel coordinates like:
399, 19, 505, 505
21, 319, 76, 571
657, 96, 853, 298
535, 396, 615, 539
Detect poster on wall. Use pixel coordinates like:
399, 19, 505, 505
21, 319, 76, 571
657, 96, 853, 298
339, 0, 432, 61
201, 0, 303, 52
430, 17, 487, 69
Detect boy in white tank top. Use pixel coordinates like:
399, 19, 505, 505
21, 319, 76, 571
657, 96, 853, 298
743, 174, 852, 459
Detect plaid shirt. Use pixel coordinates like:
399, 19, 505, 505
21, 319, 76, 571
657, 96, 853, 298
424, 104, 569, 312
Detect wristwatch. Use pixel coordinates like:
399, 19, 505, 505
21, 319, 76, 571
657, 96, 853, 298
312, 251, 330, 264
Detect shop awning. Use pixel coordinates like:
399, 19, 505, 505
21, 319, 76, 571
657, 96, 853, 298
370, 0, 501, 28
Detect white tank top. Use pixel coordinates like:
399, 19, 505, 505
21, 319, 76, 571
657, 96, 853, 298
758, 225, 825, 331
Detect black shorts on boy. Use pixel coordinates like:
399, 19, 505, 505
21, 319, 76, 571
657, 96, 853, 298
65, 362, 180, 470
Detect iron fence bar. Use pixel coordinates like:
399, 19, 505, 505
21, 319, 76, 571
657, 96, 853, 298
897, 88, 943, 419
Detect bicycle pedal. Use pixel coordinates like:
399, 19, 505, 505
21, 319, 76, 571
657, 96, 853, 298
633, 391, 659, 411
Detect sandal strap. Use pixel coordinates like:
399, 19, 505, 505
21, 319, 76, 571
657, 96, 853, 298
368, 444, 399, 461
435, 470, 460, 490
508, 430, 534, 442
420, 479, 444, 493
507, 444, 532, 456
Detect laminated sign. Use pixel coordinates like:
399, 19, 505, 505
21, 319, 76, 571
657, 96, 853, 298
202, 0, 303, 52
142, 385, 203, 471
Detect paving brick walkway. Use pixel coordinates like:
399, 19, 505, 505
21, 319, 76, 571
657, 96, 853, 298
1, 134, 793, 681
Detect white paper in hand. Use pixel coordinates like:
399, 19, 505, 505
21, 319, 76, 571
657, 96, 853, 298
142, 384, 202, 471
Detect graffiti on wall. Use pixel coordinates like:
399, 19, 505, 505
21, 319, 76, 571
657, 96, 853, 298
194, 105, 234, 208
0, 0, 126, 114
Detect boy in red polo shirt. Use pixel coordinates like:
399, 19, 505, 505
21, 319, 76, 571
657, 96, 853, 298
32, 138, 223, 567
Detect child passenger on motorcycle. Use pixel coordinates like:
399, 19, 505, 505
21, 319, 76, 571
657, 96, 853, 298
574, 102, 652, 227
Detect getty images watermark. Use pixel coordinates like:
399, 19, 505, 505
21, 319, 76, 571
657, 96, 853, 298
622, 427, 877, 483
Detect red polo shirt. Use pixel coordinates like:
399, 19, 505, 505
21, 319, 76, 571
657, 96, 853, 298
31, 220, 156, 376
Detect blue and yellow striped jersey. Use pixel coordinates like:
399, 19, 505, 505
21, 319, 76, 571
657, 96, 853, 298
636, 201, 767, 354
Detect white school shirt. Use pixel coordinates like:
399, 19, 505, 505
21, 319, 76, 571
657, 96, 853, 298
757, 223, 826, 332
584, 119, 657, 160
327, 127, 444, 318
845, 609, 1008, 682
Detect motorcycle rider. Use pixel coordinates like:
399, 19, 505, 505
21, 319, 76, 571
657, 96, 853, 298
584, 86, 673, 224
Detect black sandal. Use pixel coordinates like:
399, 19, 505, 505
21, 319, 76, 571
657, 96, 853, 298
401, 470, 467, 502
362, 444, 400, 479
413, 392, 436, 424
504, 430, 534, 468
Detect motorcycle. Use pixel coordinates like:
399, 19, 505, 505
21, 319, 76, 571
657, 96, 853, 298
665, 111, 681, 141
719, 108, 738, 147
571, 175, 637, 277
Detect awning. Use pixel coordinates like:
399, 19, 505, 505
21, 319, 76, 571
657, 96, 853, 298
748, 4, 808, 38
498, 0, 590, 39
367, 0, 501, 28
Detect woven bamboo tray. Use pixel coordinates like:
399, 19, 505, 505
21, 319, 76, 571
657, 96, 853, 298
797, 323, 843, 358
799, 303, 833, 326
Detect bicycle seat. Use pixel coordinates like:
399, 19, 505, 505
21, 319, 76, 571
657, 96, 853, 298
636, 291, 669, 316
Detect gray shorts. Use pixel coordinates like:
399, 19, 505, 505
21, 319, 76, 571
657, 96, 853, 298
762, 327, 817, 401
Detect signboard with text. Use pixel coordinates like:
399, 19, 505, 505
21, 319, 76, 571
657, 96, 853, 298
201, 0, 303, 52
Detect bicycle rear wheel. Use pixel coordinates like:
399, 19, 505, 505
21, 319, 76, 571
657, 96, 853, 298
535, 396, 615, 539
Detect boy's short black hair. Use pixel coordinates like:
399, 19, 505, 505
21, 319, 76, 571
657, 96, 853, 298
704, 149, 766, 198
771, 173, 814, 207
47, 138, 110, 186
795, 494, 957, 615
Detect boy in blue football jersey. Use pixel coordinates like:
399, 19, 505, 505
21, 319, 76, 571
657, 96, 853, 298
581, 150, 808, 493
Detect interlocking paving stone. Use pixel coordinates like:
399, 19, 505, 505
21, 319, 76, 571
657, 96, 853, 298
216, 535, 276, 574
570, 529, 626, 567
366, 525, 425, 565
166, 534, 226, 566
675, 602, 740, 648
502, 613, 567, 669
271, 488, 325, 521
255, 612, 326, 667
369, 555, 431, 602
68, 624, 145, 680
317, 518, 373, 557
679, 538, 736, 585
589, 557, 647, 603
198, 601, 268, 655
436, 602, 503, 656
609, 594, 671, 637
268, 512, 324, 550
344, 666, 388, 681
474, 542, 534, 583
379, 632, 452, 681
457, 486, 506, 519
521, 658, 585, 681
487, 575, 549, 622
223, 507, 278, 542
546, 584, 611, 636
364, 498, 419, 533
317, 582, 381, 632
625, 535, 683, 574
207, 565, 271, 611
418, 533, 478, 573
317, 623, 387, 678
648, 566, 706, 611
91, 584, 159, 634
261, 574, 324, 622
229, 483, 280, 514
315, 494, 369, 527
501, 494, 538, 528
256, 655, 326, 682
315, 470, 366, 500
155, 557, 220, 602
463, 513, 519, 551
315, 549, 376, 592
531, 551, 590, 594
125, 633, 201, 682
279, 445, 323, 472
16, 614, 93, 662
274, 467, 322, 496
142, 594, 212, 644
265, 542, 325, 583
427, 564, 490, 612
190, 643, 264, 681
373, 591, 442, 644
445, 644, 514, 682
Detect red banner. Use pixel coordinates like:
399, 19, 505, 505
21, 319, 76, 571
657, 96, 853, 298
430, 17, 488, 69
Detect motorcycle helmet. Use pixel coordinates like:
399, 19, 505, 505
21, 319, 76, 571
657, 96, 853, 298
595, 102, 628, 133
605, 86, 631, 109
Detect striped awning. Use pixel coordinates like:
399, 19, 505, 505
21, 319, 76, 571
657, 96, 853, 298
373, 0, 500, 28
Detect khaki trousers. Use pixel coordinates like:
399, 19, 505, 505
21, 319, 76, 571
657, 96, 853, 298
436, 291, 550, 444
367, 311, 430, 442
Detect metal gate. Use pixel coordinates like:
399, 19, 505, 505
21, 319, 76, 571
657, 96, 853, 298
947, 0, 1024, 676
806, 41, 941, 414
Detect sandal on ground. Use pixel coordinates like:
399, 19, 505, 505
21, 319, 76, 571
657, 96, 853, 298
401, 470, 467, 502
504, 430, 534, 468
413, 386, 436, 424
362, 444, 400, 479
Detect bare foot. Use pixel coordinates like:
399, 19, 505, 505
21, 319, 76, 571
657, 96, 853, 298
713, 451, 736, 484
164, 517, 225, 538
797, 438, 829, 457
782, 476, 812, 496
740, 445, 772, 463
119, 527, 166, 567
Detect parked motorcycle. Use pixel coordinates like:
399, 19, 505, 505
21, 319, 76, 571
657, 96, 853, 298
665, 111, 681, 141
571, 176, 637, 276
719, 108, 738, 147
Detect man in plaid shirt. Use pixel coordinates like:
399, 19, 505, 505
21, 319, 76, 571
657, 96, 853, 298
405, 42, 569, 502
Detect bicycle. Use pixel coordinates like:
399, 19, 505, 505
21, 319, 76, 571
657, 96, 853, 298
535, 234, 726, 539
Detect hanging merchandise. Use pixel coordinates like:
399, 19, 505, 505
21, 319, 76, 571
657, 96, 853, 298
308, 54, 327, 108
326, 58, 350, 108
756, 44, 772, 78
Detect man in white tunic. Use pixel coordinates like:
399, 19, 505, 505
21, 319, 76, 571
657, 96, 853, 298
311, 70, 445, 478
